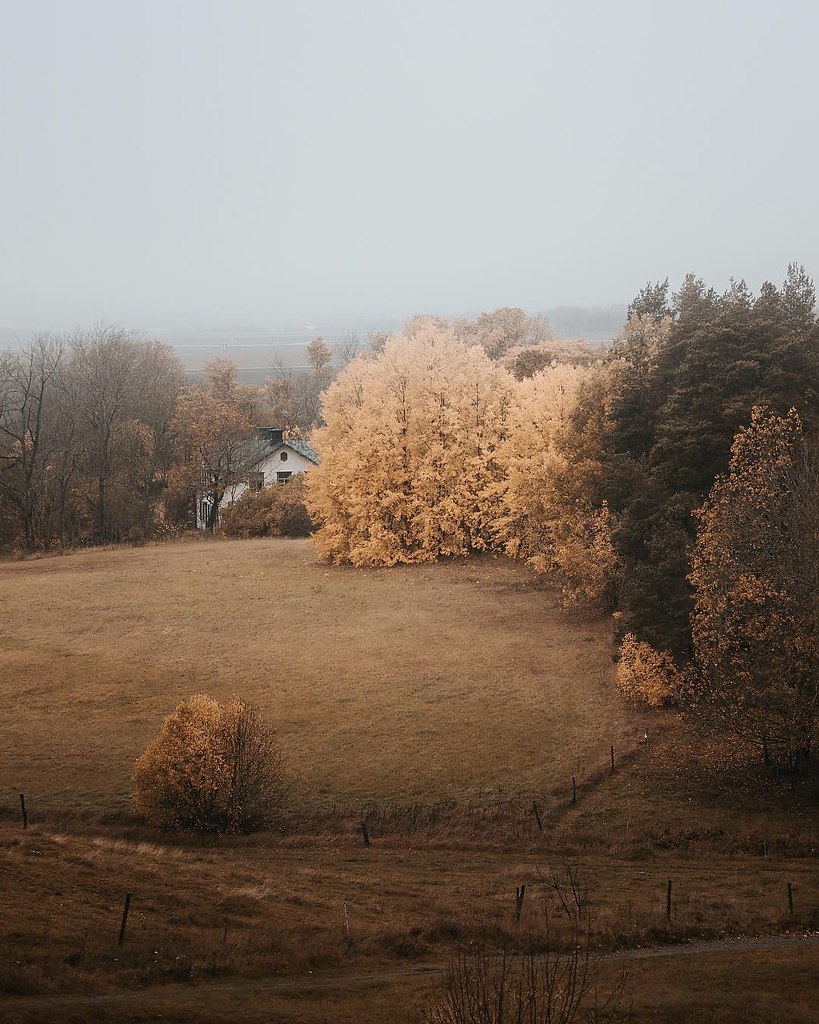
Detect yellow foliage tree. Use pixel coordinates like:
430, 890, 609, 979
306, 320, 514, 565
496, 365, 621, 609
616, 632, 680, 707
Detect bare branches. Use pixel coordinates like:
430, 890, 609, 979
0, 334, 65, 545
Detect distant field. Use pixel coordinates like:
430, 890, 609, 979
173, 339, 331, 382
0, 538, 637, 815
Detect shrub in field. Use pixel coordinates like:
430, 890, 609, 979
420, 944, 627, 1024
132, 695, 286, 834
615, 632, 680, 707
421, 858, 628, 1024
219, 476, 313, 538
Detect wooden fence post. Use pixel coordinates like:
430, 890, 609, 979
610, 746, 615, 773
118, 893, 132, 946
571, 777, 577, 805
532, 802, 543, 831
20, 793, 27, 829
666, 880, 672, 920
514, 884, 526, 923
787, 882, 794, 915
360, 821, 370, 847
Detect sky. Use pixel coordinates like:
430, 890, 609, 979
2, 0, 818, 333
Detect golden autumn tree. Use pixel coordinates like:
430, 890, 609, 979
306, 319, 514, 565
132, 695, 286, 834
689, 407, 819, 770
496, 364, 621, 609
616, 632, 681, 707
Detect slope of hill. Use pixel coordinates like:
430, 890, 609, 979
1, 539, 816, 1024
0, 538, 638, 817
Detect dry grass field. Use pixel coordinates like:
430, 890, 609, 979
0, 538, 817, 1023
0, 538, 639, 815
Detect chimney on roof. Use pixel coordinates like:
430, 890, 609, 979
260, 427, 284, 446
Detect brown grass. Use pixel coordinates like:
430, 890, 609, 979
0, 818, 817, 1021
1, 538, 817, 1023
0, 538, 641, 815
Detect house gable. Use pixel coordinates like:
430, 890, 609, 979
217, 439, 319, 511
196, 435, 319, 529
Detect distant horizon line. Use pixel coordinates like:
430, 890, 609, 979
0, 301, 630, 344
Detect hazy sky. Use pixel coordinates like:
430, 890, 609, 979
2, 0, 818, 332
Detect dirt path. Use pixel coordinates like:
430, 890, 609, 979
3, 932, 818, 1015
609, 931, 819, 959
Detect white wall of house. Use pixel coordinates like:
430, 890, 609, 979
219, 447, 315, 510
196, 443, 316, 529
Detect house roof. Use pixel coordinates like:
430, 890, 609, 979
238, 434, 320, 474
273, 438, 320, 464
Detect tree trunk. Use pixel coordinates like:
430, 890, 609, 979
96, 475, 106, 543
206, 495, 219, 532
22, 498, 35, 550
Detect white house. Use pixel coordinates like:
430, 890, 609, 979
196, 428, 319, 529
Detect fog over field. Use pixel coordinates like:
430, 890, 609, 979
1, 305, 625, 385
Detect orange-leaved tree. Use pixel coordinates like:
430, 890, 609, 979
307, 319, 514, 565
496, 363, 621, 609
689, 407, 819, 770
173, 360, 264, 531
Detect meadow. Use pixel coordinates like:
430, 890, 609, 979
0, 539, 817, 1023
0, 539, 637, 815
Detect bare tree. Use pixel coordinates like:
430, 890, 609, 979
127, 341, 185, 533
64, 326, 186, 543
70, 325, 143, 543
422, 862, 628, 1024
336, 331, 362, 367
265, 360, 310, 436
0, 335, 64, 547
47, 362, 84, 545
174, 360, 265, 531
263, 337, 336, 436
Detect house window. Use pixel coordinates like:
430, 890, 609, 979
276, 471, 292, 484
280, 451, 288, 462
247, 471, 264, 492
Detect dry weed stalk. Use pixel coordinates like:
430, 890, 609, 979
422, 860, 629, 1024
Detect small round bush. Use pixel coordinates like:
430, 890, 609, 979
132, 694, 286, 834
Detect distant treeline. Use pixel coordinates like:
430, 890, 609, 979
0, 307, 587, 549
3, 280, 815, 600
541, 304, 627, 340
